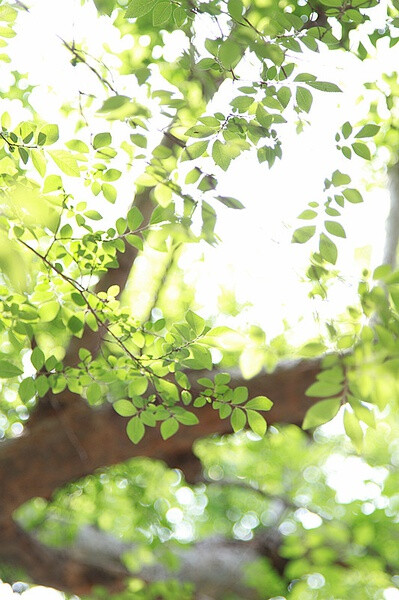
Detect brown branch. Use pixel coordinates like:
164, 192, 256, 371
0, 358, 320, 521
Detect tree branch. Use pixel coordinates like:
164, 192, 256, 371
384, 161, 399, 269
2, 519, 286, 598
0, 358, 320, 521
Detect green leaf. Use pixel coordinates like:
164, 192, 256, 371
127, 206, 143, 230
98, 95, 130, 113
352, 142, 371, 160
0, 360, 23, 378
175, 410, 199, 425
87, 382, 102, 403
349, 396, 375, 428
355, 124, 380, 138
181, 140, 208, 161
247, 410, 267, 436
256, 105, 272, 128
231, 407, 246, 432
49, 150, 79, 177
228, 0, 243, 19
185, 168, 201, 184
324, 220, 346, 238
160, 417, 179, 440
319, 233, 337, 265
186, 310, 205, 335
306, 380, 343, 397
216, 195, 244, 209
68, 315, 84, 334
173, 6, 186, 26
102, 168, 121, 182
66, 139, 89, 153
130, 133, 147, 148
43, 174, 63, 193
125, 0, 157, 18
19, 377, 36, 401
232, 386, 248, 404
114, 399, 137, 417
38, 124, 59, 145
126, 416, 145, 443
185, 125, 215, 139
343, 188, 363, 203
292, 226, 316, 244
84, 210, 102, 221
152, 2, 172, 25
230, 96, 254, 112
93, 0, 116, 15
331, 170, 351, 186
341, 121, 352, 139
126, 234, 143, 250
245, 396, 273, 411
277, 86, 291, 108
298, 210, 317, 220
212, 140, 231, 171
198, 377, 214, 387
196, 58, 217, 70
93, 132, 112, 149
302, 398, 341, 429
294, 73, 317, 82
38, 301, 60, 322
31, 347, 45, 370
343, 408, 363, 449
102, 183, 117, 203
128, 376, 148, 396
218, 40, 242, 70
307, 81, 342, 92
296, 86, 313, 112
213, 373, 230, 386
31, 149, 46, 177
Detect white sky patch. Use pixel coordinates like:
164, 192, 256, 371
5, 0, 397, 344
0, 583, 65, 599
324, 454, 388, 504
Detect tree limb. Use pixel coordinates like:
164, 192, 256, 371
1, 520, 284, 598
0, 358, 320, 521
384, 161, 399, 269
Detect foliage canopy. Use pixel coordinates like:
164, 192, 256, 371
3, 0, 399, 598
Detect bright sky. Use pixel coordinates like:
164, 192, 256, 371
3, 1, 399, 597
5, 0, 396, 349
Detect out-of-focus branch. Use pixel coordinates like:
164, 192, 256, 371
383, 162, 399, 269
1, 520, 283, 598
